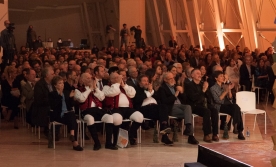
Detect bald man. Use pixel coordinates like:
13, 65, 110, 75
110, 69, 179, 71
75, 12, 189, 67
74, 72, 118, 151
103, 72, 144, 146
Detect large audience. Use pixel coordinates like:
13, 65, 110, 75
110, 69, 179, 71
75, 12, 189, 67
0, 22, 275, 151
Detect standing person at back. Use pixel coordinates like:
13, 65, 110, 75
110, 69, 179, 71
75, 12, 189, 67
120, 24, 129, 47
0, 20, 16, 72
133, 25, 142, 48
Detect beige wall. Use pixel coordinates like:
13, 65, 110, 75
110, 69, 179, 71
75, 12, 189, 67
9, 7, 85, 49
119, 0, 145, 46
0, 0, 8, 31
256, 0, 276, 51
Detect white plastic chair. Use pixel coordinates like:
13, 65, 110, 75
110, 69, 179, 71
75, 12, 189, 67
49, 121, 68, 149
236, 91, 266, 134
252, 75, 267, 104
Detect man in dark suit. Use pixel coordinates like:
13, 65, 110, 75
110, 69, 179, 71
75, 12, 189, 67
123, 46, 135, 60
133, 75, 173, 145
126, 66, 138, 90
32, 66, 55, 139
239, 56, 255, 91
21, 69, 36, 125
207, 53, 225, 76
189, 49, 201, 68
158, 72, 199, 145
94, 65, 109, 90
185, 69, 219, 143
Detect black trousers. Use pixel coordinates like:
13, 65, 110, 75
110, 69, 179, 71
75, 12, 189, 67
192, 105, 219, 136
240, 80, 252, 91
140, 104, 168, 123
220, 104, 244, 132
81, 107, 105, 121
52, 112, 78, 141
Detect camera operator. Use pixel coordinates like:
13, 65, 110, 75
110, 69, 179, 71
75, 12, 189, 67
130, 25, 142, 48
0, 20, 16, 72
27, 25, 37, 50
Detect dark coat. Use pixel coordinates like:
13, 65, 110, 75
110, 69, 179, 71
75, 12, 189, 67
32, 78, 51, 127
132, 85, 158, 110
126, 78, 138, 90
158, 82, 186, 114
185, 80, 214, 107
123, 52, 135, 59
239, 64, 255, 83
189, 57, 200, 68
49, 90, 74, 122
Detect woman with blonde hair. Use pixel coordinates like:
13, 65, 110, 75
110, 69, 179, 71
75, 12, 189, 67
1, 66, 20, 128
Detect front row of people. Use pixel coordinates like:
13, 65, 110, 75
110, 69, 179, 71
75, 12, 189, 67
47, 66, 245, 152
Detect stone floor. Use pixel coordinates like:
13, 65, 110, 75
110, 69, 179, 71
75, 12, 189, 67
0, 102, 274, 167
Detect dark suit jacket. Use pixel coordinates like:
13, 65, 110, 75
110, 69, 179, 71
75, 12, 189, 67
102, 79, 109, 86
132, 85, 158, 110
21, 82, 34, 112
189, 57, 200, 68
124, 52, 135, 59
185, 80, 213, 107
126, 78, 138, 90
32, 78, 51, 127
239, 64, 255, 83
49, 90, 74, 122
158, 82, 186, 114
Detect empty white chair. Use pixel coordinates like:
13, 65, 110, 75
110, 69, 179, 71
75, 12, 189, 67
236, 91, 266, 134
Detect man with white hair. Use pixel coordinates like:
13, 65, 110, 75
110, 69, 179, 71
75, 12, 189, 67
74, 72, 118, 150
159, 72, 199, 145
103, 72, 144, 146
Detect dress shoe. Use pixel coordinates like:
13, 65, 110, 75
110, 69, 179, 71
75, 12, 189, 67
69, 135, 75, 142
129, 138, 137, 145
93, 144, 101, 151
238, 132, 245, 140
212, 135, 219, 142
161, 134, 173, 146
73, 145, 83, 151
105, 145, 118, 150
203, 135, 212, 143
188, 136, 199, 145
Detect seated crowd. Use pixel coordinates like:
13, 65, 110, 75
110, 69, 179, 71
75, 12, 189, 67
1, 41, 274, 151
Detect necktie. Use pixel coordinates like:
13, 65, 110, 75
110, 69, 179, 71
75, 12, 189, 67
98, 80, 103, 90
